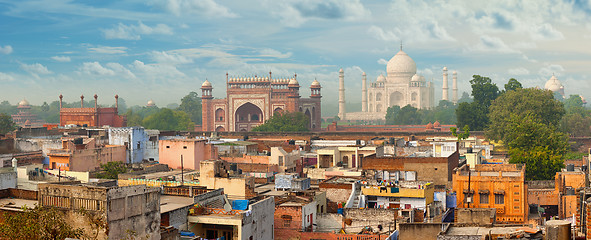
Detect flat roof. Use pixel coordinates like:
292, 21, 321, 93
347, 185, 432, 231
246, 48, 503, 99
160, 195, 195, 213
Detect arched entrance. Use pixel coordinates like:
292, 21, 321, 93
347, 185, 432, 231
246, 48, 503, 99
273, 107, 283, 115
304, 109, 312, 129
235, 102, 263, 131
215, 108, 225, 122
390, 91, 403, 106
215, 126, 226, 132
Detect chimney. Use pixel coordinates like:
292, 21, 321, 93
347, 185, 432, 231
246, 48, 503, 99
94, 94, 98, 109
80, 95, 84, 108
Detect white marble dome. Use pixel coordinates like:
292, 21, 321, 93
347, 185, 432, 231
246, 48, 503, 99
376, 74, 386, 82
387, 50, 417, 77
544, 74, 563, 92
18, 98, 30, 107
289, 78, 299, 85
311, 79, 321, 88
201, 79, 212, 88
411, 74, 421, 82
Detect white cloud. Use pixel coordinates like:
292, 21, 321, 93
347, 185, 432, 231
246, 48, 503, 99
539, 64, 564, 76
105, 62, 136, 79
102, 22, 173, 40
51, 56, 71, 62
0, 45, 12, 54
268, 0, 370, 27
164, 0, 237, 18
88, 46, 128, 54
368, 26, 399, 42
79, 62, 116, 76
508, 67, 529, 75
150, 51, 193, 64
468, 35, 518, 53
530, 23, 564, 41
377, 58, 388, 65
0, 72, 13, 82
20, 63, 52, 75
130, 60, 186, 78
258, 48, 292, 58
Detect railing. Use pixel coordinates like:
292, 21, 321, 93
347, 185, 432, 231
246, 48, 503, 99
204, 208, 243, 216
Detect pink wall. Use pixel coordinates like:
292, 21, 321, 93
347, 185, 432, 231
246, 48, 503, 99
159, 139, 218, 170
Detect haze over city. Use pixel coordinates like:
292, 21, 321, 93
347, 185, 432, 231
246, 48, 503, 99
1, 0, 590, 111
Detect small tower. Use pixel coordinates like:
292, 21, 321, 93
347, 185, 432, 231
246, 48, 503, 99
201, 79, 214, 131
80, 95, 84, 108
442, 67, 449, 101
452, 71, 458, 104
94, 94, 98, 109
361, 72, 367, 112
310, 79, 322, 98
338, 68, 345, 120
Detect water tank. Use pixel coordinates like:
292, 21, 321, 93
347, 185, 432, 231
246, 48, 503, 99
546, 220, 571, 240
566, 164, 575, 172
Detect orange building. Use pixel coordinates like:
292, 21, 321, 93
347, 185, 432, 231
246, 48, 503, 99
47, 137, 126, 172
158, 138, 218, 170
453, 164, 528, 223
200, 73, 322, 132
59, 94, 126, 127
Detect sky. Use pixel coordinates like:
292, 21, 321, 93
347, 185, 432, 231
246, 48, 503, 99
1, 0, 590, 114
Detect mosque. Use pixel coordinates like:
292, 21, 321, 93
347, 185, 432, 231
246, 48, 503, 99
200, 73, 322, 132
339, 48, 458, 121
544, 74, 565, 99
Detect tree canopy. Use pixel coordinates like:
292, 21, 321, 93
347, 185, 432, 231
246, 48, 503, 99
0, 206, 85, 240
252, 111, 309, 132
142, 108, 194, 131
95, 161, 127, 179
177, 92, 202, 125
385, 100, 457, 125
503, 78, 523, 92
486, 88, 568, 180
455, 75, 500, 131
560, 94, 591, 137
0, 113, 16, 134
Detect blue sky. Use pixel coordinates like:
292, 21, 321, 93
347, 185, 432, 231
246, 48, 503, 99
1, 0, 590, 114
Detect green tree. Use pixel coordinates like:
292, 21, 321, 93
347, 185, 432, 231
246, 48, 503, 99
457, 92, 472, 103
177, 92, 202, 125
450, 125, 470, 141
456, 75, 499, 131
252, 111, 309, 132
503, 78, 523, 92
0, 206, 85, 240
0, 113, 16, 134
142, 108, 194, 131
563, 94, 585, 113
95, 161, 127, 179
487, 88, 565, 142
560, 95, 591, 137
385, 106, 401, 125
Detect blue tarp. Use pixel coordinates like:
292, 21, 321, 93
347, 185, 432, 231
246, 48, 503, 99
180, 231, 195, 237
232, 200, 249, 210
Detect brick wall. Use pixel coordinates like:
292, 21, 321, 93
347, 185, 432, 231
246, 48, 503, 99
274, 205, 303, 240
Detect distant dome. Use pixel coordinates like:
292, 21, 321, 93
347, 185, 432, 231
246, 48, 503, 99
434, 121, 441, 128
426, 122, 434, 129
411, 74, 421, 82
387, 50, 417, 80
376, 74, 386, 82
147, 99, 155, 107
289, 78, 299, 85
311, 79, 321, 88
201, 79, 212, 88
18, 99, 30, 107
544, 74, 563, 92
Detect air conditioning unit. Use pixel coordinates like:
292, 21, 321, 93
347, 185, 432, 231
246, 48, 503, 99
466, 197, 472, 203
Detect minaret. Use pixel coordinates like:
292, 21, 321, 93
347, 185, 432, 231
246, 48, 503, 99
361, 72, 367, 112
442, 67, 449, 101
338, 68, 345, 120
452, 71, 458, 104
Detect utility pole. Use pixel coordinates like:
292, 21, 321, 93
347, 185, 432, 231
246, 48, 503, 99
181, 155, 184, 186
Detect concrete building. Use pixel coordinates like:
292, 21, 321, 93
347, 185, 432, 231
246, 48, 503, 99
47, 137, 126, 172
362, 150, 460, 187
319, 176, 360, 213
188, 189, 275, 240
108, 126, 149, 163
145, 129, 160, 162
200, 73, 322, 132
316, 145, 378, 169
158, 138, 218, 170
0, 167, 16, 190
274, 195, 318, 239
349, 180, 435, 216
58, 94, 126, 127
198, 160, 256, 199
38, 182, 161, 240
453, 164, 528, 224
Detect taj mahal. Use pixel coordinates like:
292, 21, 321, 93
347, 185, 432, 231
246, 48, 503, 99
338, 47, 458, 121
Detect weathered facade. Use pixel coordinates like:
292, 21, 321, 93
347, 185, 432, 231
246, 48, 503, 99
108, 127, 149, 163
158, 138, 218, 170
200, 73, 322, 132
37, 183, 160, 240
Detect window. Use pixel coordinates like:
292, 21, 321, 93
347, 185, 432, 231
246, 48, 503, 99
183, 146, 187, 149
281, 215, 292, 227
251, 114, 259, 121
495, 194, 505, 204
166, 146, 170, 148
278, 156, 284, 166
480, 193, 489, 204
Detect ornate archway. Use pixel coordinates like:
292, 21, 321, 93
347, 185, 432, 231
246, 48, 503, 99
235, 102, 263, 131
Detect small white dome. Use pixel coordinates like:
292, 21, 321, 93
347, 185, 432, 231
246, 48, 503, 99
289, 78, 299, 85
544, 74, 563, 92
411, 74, 421, 82
443, 66, 448, 71
18, 98, 30, 107
376, 74, 386, 82
311, 79, 321, 88
387, 50, 417, 77
201, 79, 212, 88
147, 99, 155, 107
452, 70, 457, 75
339, 68, 344, 73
